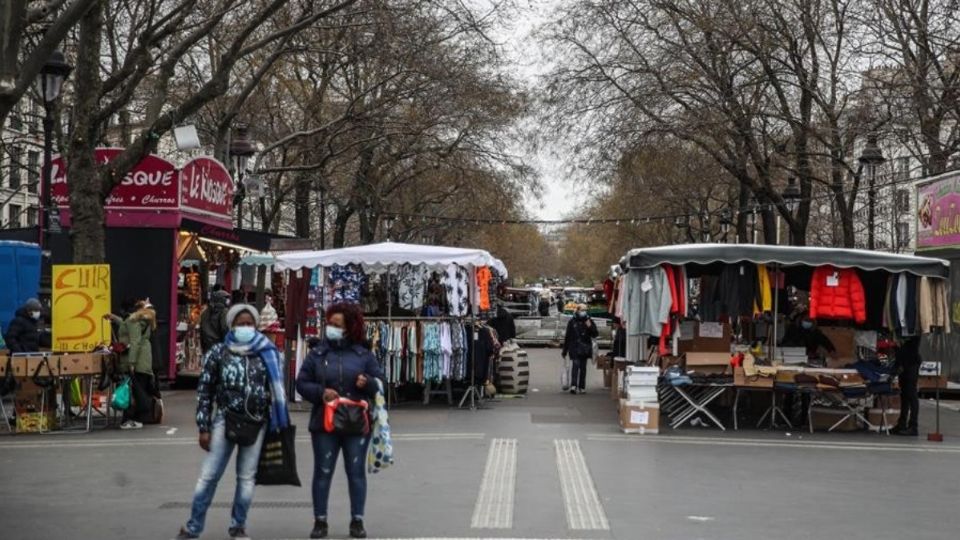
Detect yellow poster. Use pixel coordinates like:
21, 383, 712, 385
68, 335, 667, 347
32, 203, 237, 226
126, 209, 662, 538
52, 265, 112, 352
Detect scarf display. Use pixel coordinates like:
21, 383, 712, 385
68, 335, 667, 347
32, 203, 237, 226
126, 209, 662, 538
225, 330, 289, 432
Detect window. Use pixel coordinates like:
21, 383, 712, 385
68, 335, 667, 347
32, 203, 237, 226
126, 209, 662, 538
27, 151, 39, 193
9, 146, 21, 190
895, 189, 910, 214
8, 204, 21, 227
26, 207, 37, 227
9, 103, 21, 131
896, 222, 910, 249
896, 157, 910, 182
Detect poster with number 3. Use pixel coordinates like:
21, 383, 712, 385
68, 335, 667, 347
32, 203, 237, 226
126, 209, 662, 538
52, 265, 112, 352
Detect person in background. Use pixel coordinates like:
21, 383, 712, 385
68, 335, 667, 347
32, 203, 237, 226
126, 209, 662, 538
562, 303, 599, 395
893, 336, 922, 436
489, 301, 517, 343
297, 303, 384, 539
780, 316, 836, 360
611, 317, 626, 358
4, 298, 45, 353
177, 304, 288, 540
200, 290, 231, 353
109, 299, 157, 430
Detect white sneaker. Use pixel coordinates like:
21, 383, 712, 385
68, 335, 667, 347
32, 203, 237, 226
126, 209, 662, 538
120, 420, 143, 430
578, 388, 587, 395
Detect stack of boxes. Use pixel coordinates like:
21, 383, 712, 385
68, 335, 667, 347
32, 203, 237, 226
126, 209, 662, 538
618, 366, 660, 434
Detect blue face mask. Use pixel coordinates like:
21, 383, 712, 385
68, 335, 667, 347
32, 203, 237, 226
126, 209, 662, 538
801, 321, 814, 330
326, 325, 345, 342
233, 326, 256, 343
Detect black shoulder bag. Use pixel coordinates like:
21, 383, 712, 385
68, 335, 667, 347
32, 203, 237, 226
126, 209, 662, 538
223, 352, 265, 446
32, 357, 56, 390
0, 356, 18, 396
323, 354, 370, 436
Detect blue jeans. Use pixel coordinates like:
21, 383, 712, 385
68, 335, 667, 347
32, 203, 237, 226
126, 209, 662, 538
311, 432, 370, 520
185, 414, 266, 535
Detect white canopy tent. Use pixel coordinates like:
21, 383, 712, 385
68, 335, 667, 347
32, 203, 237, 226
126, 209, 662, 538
274, 241, 508, 277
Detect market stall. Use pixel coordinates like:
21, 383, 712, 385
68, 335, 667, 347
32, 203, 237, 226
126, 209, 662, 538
275, 242, 509, 409
609, 243, 951, 435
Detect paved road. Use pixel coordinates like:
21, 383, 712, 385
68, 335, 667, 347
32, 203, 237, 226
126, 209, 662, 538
2, 349, 959, 540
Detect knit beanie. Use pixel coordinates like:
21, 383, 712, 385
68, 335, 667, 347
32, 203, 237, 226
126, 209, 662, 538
226, 303, 260, 328
24, 298, 42, 311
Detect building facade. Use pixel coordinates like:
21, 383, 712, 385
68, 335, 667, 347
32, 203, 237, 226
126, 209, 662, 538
1, 100, 43, 231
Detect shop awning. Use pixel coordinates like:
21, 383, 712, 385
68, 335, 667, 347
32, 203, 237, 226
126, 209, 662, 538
624, 243, 949, 278
274, 241, 508, 277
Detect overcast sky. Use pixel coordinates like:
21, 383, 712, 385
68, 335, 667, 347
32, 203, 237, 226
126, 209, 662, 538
494, 0, 584, 221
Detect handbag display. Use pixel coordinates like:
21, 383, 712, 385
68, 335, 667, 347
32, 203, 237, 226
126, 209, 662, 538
256, 423, 301, 486
32, 357, 56, 390
0, 357, 18, 396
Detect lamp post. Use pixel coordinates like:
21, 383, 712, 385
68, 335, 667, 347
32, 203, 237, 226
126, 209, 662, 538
859, 135, 886, 250
782, 177, 801, 245
229, 124, 257, 228
719, 208, 733, 243
383, 214, 396, 241
37, 49, 72, 251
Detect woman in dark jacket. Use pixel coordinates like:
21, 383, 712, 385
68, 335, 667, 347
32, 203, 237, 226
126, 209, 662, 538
5, 298, 44, 353
562, 304, 599, 394
297, 303, 383, 539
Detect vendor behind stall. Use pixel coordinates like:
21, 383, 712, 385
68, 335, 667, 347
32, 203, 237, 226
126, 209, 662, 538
780, 316, 836, 360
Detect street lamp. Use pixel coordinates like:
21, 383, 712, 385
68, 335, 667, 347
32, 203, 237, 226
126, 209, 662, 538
229, 124, 257, 228
859, 134, 886, 250
719, 208, 733, 242
781, 178, 802, 245
383, 214, 396, 241
37, 49, 72, 250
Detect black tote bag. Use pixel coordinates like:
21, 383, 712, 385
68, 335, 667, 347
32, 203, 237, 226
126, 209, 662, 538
255, 424, 301, 486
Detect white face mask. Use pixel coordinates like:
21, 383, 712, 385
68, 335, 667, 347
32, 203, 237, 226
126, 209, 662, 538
325, 325, 345, 341
30, 311, 41, 320
233, 326, 256, 343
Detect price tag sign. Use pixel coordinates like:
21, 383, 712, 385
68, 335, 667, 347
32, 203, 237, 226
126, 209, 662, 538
826, 272, 840, 287
52, 265, 112, 352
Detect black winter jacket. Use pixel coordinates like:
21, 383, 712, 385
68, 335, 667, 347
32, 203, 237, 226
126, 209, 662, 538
199, 301, 229, 353
562, 317, 599, 359
5, 308, 42, 353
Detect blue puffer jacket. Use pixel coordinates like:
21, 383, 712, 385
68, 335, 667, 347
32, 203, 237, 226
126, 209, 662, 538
296, 339, 384, 433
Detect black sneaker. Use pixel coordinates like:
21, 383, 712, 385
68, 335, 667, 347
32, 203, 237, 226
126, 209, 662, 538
228, 526, 250, 540
176, 527, 199, 539
349, 518, 367, 539
569, 388, 577, 395
310, 519, 328, 539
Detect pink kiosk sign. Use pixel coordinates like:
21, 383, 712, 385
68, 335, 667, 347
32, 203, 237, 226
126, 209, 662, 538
50, 150, 234, 228
917, 174, 960, 249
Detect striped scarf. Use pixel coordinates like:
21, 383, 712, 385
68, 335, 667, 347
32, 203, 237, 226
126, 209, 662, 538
225, 330, 289, 432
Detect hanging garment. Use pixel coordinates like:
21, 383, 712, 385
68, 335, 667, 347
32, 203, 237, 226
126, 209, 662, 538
614, 275, 627, 321
423, 323, 443, 383
329, 264, 367, 304
397, 264, 428, 311
476, 266, 493, 311
443, 264, 470, 316
626, 267, 671, 337
919, 277, 951, 334
755, 265, 773, 314
603, 278, 615, 305
659, 265, 681, 355
710, 264, 760, 320
440, 323, 453, 379
809, 265, 866, 324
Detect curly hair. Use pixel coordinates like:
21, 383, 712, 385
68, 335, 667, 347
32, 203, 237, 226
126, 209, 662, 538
325, 303, 366, 344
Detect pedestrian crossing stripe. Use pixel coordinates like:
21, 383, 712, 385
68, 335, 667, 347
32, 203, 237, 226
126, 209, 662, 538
554, 439, 609, 530
471, 438, 518, 529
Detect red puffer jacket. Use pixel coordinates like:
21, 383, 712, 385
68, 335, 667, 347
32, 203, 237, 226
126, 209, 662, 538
809, 266, 866, 323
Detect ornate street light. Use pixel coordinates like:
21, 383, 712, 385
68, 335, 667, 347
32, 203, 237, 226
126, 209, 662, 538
859, 134, 886, 250
38, 49, 73, 250
229, 124, 257, 227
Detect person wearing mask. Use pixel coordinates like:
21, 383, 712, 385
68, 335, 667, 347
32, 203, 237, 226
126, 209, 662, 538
780, 316, 836, 361
297, 303, 384, 539
893, 336, 922, 436
200, 290, 231, 353
4, 298, 46, 353
561, 304, 598, 395
108, 299, 157, 429
177, 304, 289, 540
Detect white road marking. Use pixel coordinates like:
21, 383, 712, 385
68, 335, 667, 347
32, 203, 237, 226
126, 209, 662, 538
471, 438, 518, 529
262, 538, 587, 540
587, 433, 960, 454
0, 432, 484, 450
554, 439, 609, 530
165, 428, 178, 435
687, 515, 716, 522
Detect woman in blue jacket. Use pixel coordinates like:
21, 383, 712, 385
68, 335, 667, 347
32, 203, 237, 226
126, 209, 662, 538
297, 303, 383, 539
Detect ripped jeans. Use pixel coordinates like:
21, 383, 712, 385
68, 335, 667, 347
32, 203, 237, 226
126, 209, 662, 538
310, 432, 371, 520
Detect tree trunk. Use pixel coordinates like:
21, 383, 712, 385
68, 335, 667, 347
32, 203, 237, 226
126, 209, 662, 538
67, 1, 106, 264
294, 176, 310, 238
333, 207, 351, 248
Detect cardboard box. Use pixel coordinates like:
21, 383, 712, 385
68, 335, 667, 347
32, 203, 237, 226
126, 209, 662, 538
810, 406, 861, 432
619, 399, 660, 434
819, 327, 856, 360
14, 378, 56, 415
874, 394, 901, 409
919, 375, 948, 390
602, 369, 612, 389
685, 352, 730, 375
678, 322, 731, 354
625, 387, 659, 401
734, 367, 774, 388
16, 411, 56, 433
58, 354, 102, 376
868, 408, 900, 429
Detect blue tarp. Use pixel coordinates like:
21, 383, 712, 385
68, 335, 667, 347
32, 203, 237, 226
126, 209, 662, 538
0, 240, 41, 333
